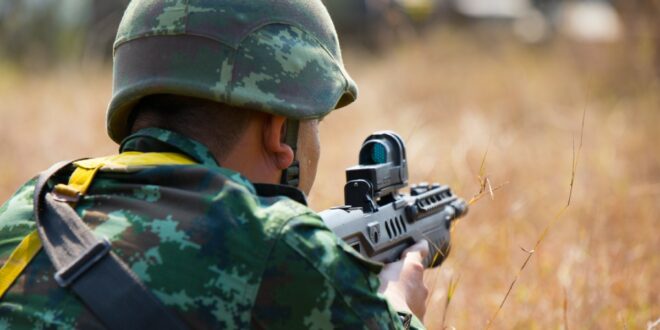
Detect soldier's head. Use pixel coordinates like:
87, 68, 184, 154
107, 0, 357, 194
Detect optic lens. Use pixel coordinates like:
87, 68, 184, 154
372, 143, 387, 164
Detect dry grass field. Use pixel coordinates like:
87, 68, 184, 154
1, 28, 658, 329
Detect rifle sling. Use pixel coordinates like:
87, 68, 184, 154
33, 161, 188, 329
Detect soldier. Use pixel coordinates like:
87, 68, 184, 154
0, 0, 429, 329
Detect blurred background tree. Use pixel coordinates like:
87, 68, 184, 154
0, 0, 129, 67
614, 0, 660, 78
1, 0, 657, 73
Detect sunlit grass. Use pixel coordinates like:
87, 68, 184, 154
0, 27, 657, 329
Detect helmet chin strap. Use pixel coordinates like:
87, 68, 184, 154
280, 119, 300, 188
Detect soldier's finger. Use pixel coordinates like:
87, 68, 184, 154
401, 239, 429, 261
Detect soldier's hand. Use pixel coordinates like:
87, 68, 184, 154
378, 239, 429, 320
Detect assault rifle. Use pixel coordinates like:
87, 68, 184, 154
320, 132, 468, 267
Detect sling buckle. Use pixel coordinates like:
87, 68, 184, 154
54, 237, 112, 287
52, 184, 81, 203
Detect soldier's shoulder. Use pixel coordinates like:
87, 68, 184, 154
0, 178, 37, 257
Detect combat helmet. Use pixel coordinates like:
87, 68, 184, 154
107, 0, 358, 144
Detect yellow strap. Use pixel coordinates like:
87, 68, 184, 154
69, 152, 196, 195
0, 231, 42, 299
0, 152, 196, 298
67, 166, 102, 195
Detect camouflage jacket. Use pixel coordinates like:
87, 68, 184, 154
0, 128, 424, 329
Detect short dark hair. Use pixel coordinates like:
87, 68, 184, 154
130, 94, 253, 162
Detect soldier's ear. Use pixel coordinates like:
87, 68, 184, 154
262, 114, 294, 170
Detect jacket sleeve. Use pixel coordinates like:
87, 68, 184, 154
251, 213, 425, 330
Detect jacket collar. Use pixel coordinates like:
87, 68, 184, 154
120, 127, 219, 167
119, 127, 307, 205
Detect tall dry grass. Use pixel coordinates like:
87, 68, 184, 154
1, 28, 658, 329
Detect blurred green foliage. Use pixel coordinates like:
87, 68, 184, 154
0, 0, 128, 67
0, 0, 656, 78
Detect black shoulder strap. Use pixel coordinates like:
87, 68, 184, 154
33, 161, 189, 329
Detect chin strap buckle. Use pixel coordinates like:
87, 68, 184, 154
281, 118, 300, 188
280, 160, 300, 188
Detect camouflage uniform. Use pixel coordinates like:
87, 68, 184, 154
0, 128, 424, 329
1, 0, 428, 328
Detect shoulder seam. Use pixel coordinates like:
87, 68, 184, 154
276, 214, 376, 325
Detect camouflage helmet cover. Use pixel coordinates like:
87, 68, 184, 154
107, 0, 358, 143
